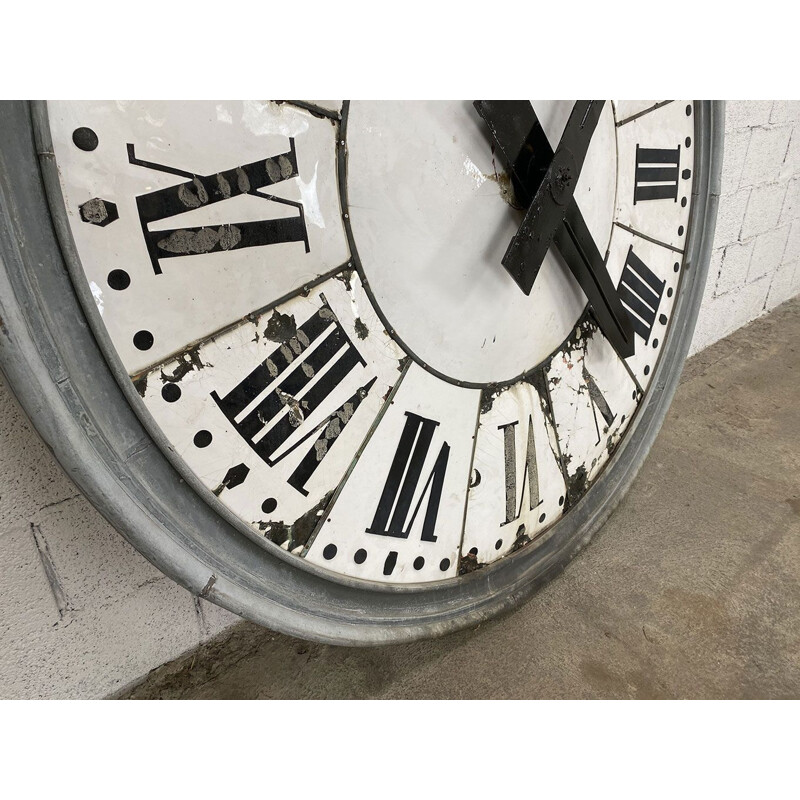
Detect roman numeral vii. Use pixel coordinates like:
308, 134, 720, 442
366, 412, 450, 542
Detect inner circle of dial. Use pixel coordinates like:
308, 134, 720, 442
346, 100, 618, 386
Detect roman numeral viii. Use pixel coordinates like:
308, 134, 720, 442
617, 246, 666, 346
128, 140, 309, 275
633, 144, 680, 203
366, 413, 450, 542
210, 299, 371, 497
498, 417, 542, 525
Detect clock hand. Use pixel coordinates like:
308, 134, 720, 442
472, 100, 552, 207
502, 100, 605, 295
554, 203, 635, 358
474, 100, 635, 358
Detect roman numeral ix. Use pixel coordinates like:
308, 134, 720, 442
633, 144, 680, 204
498, 417, 542, 526
211, 299, 370, 497
617, 246, 666, 346
128, 140, 309, 275
366, 412, 450, 542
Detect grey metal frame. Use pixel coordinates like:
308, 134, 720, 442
0, 101, 722, 645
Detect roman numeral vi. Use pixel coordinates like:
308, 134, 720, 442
498, 417, 541, 526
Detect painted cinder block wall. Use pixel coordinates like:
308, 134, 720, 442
691, 101, 800, 354
1, 101, 799, 699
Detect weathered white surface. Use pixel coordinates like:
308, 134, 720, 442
1, 100, 799, 698
690, 101, 800, 354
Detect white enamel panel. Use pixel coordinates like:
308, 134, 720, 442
48, 100, 349, 374
139, 272, 405, 552
305, 365, 481, 582
615, 100, 695, 250
346, 101, 617, 385
605, 227, 683, 391
461, 379, 566, 567
547, 320, 639, 487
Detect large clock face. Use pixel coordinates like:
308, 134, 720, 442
43, 100, 697, 586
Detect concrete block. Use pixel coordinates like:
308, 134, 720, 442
0, 523, 61, 641
720, 129, 751, 195
765, 258, 800, 311
779, 177, 800, 224
0, 378, 80, 532
770, 100, 800, 125
778, 129, 800, 182
746, 226, 791, 283
713, 187, 750, 246
34, 496, 166, 609
726, 101, 773, 130
741, 182, 788, 240
707, 246, 724, 290
0, 575, 200, 699
690, 276, 771, 355
715, 240, 755, 296
738, 126, 792, 188
783, 219, 800, 267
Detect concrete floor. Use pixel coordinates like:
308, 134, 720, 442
120, 297, 800, 700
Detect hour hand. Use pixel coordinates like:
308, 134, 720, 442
502, 100, 605, 295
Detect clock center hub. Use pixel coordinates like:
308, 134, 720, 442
346, 101, 617, 385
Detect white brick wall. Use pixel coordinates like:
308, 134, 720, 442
691, 101, 800, 353
1, 100, 799, 698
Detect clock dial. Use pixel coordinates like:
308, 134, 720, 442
39, 99, 700, 590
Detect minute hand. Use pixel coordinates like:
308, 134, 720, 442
554, 203, 635, 358
502, 101, 604, 295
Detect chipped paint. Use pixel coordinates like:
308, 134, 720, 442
89, 280, 104, 315
353, 318, 369, 339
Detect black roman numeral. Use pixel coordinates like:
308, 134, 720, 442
498, 417, 542, 525
128, 140, 309, 275
617, 246, 666, 346
633, 144, 680, 204
210, 299, 370, 497
583, 366, 616, 445
366, 412, 450, 542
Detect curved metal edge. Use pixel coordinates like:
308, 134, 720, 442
0, 100, 722, 646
